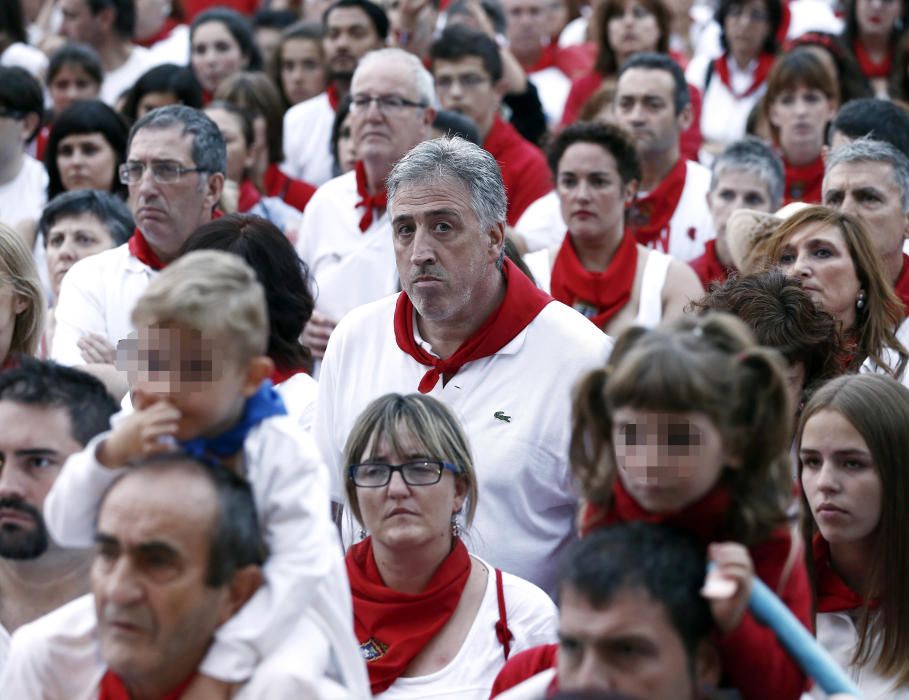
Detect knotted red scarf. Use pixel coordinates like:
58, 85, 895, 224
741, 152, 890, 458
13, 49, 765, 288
627, 158, 687, 252
713, 52, 775, 98
237, 179, 262, 213
346, 536, 472, 694
98, 670, 195, 699
550, 231, 638, 330
894, 253, 909, 316
326, 83, 341, 111
394, 258, 552, 393
813, 535, 879, 613
127, 228, 166, 271
853, 40, 892, 79
354, 160, 387, 232
580, 477, 732, 544
783, 157, 824, 204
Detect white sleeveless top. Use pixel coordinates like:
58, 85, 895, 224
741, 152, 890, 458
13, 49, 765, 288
525, 246, 672, 328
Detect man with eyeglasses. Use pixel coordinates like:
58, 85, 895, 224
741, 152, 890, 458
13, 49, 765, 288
430, 25, 552, 227
295, 48, 435, 365
52, 105, 225, 398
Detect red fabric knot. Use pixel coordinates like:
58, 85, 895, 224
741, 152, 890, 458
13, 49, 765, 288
127, 228, 166, 270
627, 158, 688, 252
712, 52, 775, 99
354, 161, 387, 232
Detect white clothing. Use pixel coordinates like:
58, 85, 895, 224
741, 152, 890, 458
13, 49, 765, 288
528, 68, 570, 125
0, 622, 8, 675
378, 562, 558, 700
44, 414, 352, 684
100, 46, 157, 106
558, 15, 588, 47
317, 294, 612, 595
0, 155, 47, 231
0, 42, 48, 79
283, 92, 337, 187
495, 669, 556, 700
249, 194, 304, 234
0, 593, 370, 699
295, 170, 398, 322
527, 246, 672, 328
145, 24, 191, 67
808, 611, 909, 700
860, 316, 909, 386
276, 372, 319, 435
515, 191, 564, 253
51, 243, 154, 366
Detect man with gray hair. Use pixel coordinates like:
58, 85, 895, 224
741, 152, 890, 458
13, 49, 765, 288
690, 137, 784, 287
822, 138, 909, 312
51, 105, 226, 395
297, 48, 436, 362
316, 136, 611, 596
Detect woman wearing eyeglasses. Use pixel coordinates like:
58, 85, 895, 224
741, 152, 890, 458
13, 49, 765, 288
342, 393, 558, 699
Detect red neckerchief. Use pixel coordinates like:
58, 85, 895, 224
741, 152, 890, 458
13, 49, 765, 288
237, 179, 262, 213
713, 52, 775, 99
98, 669, 195, 699
853, 39, 892, 79
812, 534, 880, 613
527, 41, 557, 72
776, 1, 791, 44
136, 17, 179, 47
346, 536, 471, 695
783, 156, 824, 204
354, 160, 387, 232
894, 253, 909, 316
326, 84, 341, 111
35, 124, 50, 161
690, 239, 732, 287
394, 258, 551, 393
627, 158, 687, 252
128, 228, 166, 271
579, 477, 732, 544
263, 163, 316, 212
550, 231, 638, 330
270, 364, 308, 384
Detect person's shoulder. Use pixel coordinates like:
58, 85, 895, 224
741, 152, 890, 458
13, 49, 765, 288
64, 243, 132, 282
332, 293, 399, 337
684, 159, 712, 187
11, 594, 97, 650
285, 92, 331, 123
309, 170, 357, 203
498, 569, 559, 620
534, 301, 614, 351
20, 154, 48, 184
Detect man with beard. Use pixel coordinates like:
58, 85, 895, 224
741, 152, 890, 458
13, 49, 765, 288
0, 358, 118, 671
283, 0, 388, 186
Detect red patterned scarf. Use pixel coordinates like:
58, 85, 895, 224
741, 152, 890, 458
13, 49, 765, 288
852, 39, 892, 79
783, 157, 824, 204
627, 158, 687, 251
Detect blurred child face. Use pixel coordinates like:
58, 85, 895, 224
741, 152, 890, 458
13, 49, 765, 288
612, 407, 732, 512
126, 325, 262, 441
48, 63, 100, 115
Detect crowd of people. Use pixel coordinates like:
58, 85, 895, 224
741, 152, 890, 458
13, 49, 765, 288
0, 0, 906, 697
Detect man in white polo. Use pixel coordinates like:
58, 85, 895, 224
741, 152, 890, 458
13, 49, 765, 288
316, 136, 611, 596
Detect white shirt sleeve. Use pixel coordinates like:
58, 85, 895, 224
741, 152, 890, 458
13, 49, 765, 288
314, 329, 345, 502
51, 261, 107, 366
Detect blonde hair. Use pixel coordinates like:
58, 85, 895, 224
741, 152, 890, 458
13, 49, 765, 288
571, 313, 793, 545
132, 250, 267, 363
342, 393, 478, 528
0, 223, 44, 357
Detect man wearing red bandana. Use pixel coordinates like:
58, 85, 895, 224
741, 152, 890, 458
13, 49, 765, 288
52, 106, 225, 393
283, 0, 388, 187
296, 48, 436, 364
0, 457, 366, 698
614, 53, 715, 262
315, 137, 610, 596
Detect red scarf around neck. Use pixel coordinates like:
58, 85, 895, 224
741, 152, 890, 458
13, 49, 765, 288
394, 258, 552, 393
98, 670, 195, 699
690, 239, 732, 288
812, 534, 880, 613
852, 39, 892, 79
894, 253, 909, 316
354, 160, 387, 232
550, 231, 638, 330
627, 158, 687, 252
127, 228, 166, 271
326, 83, 341, 111
528, 41, 557, 72
136, 17, 179, 48
237, 179, 262, 213
346, 536, 472, 694
580, 477, 732, 544
783, 156, 824, 204
713, 52, 775, 99
270, 364, 308, 385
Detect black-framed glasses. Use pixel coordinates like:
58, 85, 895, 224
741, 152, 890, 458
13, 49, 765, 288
119, 161, 208, 185
349, 94, 427, 115
348, 460, 461, 487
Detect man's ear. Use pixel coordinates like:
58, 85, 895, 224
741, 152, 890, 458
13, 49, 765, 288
676, 102, 693, 132
241, 355, 274, 397
694, 639, 722, 694
217, 566, 264, 625
422, 106, 437, 133
204, 172, 225, 211
487, 221, 506, 262
624, 178, 639, 206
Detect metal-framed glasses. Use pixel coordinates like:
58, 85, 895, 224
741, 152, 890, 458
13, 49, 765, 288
348, 460, 462, 487
119, 161, 208, 185
349, 94, 427, 115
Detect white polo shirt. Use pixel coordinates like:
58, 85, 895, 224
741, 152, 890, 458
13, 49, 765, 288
317, 293, 612, 595
283, 92, 337, 187
295, 170, 398, 323
50, 243, 155, 366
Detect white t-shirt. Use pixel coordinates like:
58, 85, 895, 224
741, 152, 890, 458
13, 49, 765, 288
0, 42, 48, 80
145, 24, 190, 67
100, 46, 157, 106
0, 593, 369, 699
295, 170, 397, 322
529, 67, 571, 125
317, 293, 612, 596
283, 92, 337, 187
860, 315, 909, 386
515, 191, 564, 253
377, 561, 558, 700
0, 155, 47, 231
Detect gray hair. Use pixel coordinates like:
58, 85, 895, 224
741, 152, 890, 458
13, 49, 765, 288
710, 137, 785, 211
387, 136, 507, 232
127, 105, 227, 176
825, 137, 909, 213
353, 48, 436, 107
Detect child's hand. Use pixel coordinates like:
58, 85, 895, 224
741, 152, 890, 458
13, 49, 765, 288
702, 542, 754, 634
97, 401, 182, 468
180, 674, 236, 700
